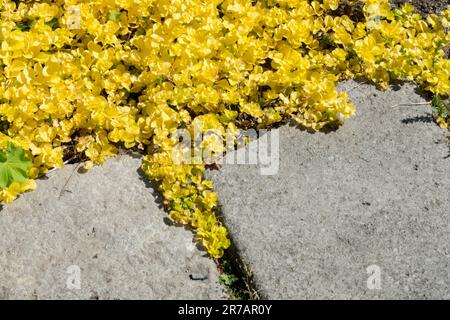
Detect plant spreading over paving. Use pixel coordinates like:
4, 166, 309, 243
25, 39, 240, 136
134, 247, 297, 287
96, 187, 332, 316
0, 0, 449, 258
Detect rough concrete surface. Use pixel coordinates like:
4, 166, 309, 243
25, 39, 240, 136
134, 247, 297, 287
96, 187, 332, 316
207, 80, 450, 299
0, 154, 224, 300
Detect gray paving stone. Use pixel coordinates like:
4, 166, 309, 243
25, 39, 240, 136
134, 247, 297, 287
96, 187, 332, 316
207, 81, 450, 299
0, 154, 224, 300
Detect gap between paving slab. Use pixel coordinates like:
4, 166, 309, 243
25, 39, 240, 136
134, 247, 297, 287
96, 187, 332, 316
206, 80, 450, 299
0, 153, 225, 299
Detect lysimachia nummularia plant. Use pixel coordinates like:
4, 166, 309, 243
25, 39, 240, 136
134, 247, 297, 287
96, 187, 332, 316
0, 0, 449, 257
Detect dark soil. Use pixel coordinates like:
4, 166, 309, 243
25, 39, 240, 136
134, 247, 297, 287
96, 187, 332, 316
390, 1, 449, 57
332, 1, 449, 22
390, 0, 449, 17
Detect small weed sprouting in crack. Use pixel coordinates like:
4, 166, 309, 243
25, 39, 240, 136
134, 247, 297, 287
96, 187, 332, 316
432, 95, 450, 129
213, 203, 260, 300
215, 248, 260, 300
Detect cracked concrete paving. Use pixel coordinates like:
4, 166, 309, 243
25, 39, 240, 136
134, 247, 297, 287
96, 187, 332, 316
206, 80, 450, 299
0, 154, 225, 300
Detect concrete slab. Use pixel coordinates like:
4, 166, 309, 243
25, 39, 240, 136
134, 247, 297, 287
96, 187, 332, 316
0, 154, 224, 300
207, 81, 450, 299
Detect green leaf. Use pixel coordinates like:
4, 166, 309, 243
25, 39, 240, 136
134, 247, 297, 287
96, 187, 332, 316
219, 109, 238, 124
12, 20, 32, 32
0, 142, 32, 188
108, 10, 122, 21
154, 75, 166, 86
45, 18, 60, 30
319, 33, 334, 50
219, 273, 238, 286
432, 95, 450, 118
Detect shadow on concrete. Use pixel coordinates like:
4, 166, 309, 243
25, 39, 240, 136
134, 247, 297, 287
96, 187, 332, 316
401, 114, 435, 124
